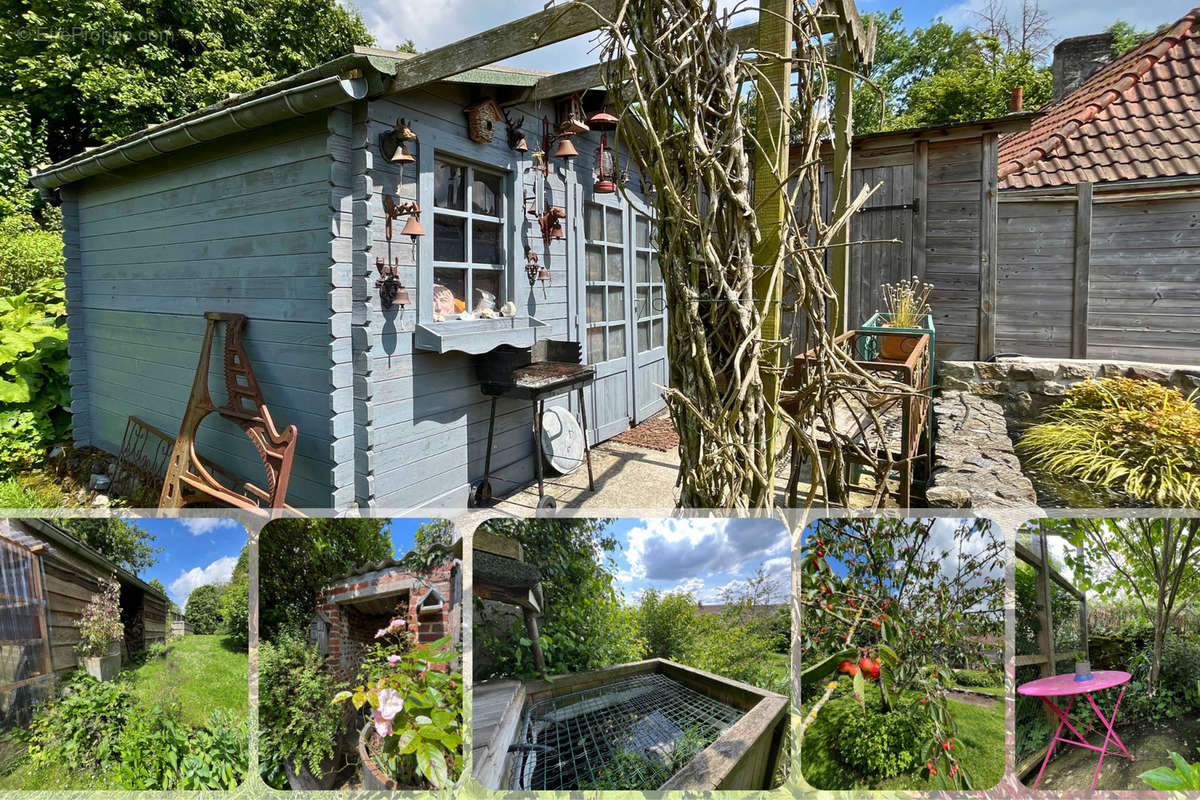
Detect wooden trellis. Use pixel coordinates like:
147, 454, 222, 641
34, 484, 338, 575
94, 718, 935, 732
1014, 521, 1088, 778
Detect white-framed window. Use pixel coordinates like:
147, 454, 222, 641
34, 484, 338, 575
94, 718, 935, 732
432, 157, 507, 316
633, 213, 664, 352
584, 202, 627, 363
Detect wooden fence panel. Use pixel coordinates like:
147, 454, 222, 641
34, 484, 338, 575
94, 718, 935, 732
997, 198, 1076, 356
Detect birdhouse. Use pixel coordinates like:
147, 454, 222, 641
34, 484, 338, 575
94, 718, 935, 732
556, 93, 589, 135
464, 98, 504, 143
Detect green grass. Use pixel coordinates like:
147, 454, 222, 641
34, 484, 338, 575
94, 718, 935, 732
801, 679, 1005, 791
127, 635, 248, 727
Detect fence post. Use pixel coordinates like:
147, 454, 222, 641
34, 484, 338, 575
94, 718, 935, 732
978, 132, 998, 359
1071, 182, 1093, 358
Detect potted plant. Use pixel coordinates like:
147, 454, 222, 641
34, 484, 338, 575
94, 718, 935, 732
258, 631, 345, 790
876, 278, 933, 361
334, 622, 463, 790
76, 576, 123, 681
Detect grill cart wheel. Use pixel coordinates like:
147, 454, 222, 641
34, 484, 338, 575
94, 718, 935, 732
472, 479, 493, 507
537, 495, 557, 511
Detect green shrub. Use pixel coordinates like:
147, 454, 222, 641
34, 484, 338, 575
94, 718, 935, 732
76, 577, 123, 658
953, 669, 1000, 687
258, 632, 344, 790
220, 579, 249, 648
684, 605, 787, 694
145, 641, 169, 661
27, 673, 133, 771
832, 697, 934, 780
0, 276, 70, 475
1018, 377, 1200, 506
1141, 750, 1200, 791
0, 213, 63, 292
634, 588, 698, 661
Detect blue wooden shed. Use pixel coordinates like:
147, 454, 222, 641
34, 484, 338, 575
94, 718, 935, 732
30, 36, 669, 510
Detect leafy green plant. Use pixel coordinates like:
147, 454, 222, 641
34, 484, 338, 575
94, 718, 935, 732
1018, 377, 1200, 506
258, 632, 344, 790
1140, 749, 1200, 791
832, 696, 936, 781
0, 276, 70, 475
952, 669, 1000, 687
0, 213, 63, 292
879, 277, 932, 328
76, 577, 123, 658
144, 641, 169, 661
27, 673, 133, 771
334, 635, 463, 789
634, 588, 698, 661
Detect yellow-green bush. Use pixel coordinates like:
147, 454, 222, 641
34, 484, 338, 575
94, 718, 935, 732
1018, 377, 1200, 506
0, 213, 63, 292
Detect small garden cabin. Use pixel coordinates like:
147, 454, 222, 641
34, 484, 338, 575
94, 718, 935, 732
0, 518, 167, 727
31, 49, 666, 510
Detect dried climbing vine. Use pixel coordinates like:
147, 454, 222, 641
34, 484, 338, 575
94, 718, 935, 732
588, 0, 910, 509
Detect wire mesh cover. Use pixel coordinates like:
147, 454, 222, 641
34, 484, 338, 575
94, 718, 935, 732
512, 673, 744, 790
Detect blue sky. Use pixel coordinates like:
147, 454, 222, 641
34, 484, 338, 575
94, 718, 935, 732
134, 517, 451, 608
603, 518, 790, 605
346, 0, 1186, 73
133, 518, 247, 608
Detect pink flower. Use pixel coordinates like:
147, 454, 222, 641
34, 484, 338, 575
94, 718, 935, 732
372, 708, 393, 737
374, 618, 406, 639
388, 654, 402, 665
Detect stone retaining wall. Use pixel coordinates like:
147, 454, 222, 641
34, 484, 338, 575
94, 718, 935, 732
939, 357, 1200, 419
927, 391, 1037, 508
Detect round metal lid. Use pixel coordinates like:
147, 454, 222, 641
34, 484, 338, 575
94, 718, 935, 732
539, 405, 585, 475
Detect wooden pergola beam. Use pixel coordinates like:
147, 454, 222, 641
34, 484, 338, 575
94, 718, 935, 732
383, 0, 618, 96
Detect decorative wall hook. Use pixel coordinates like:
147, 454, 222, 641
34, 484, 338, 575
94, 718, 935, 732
375, 257, 411, 311
383, 195, 423, 241
537, 201, 566, 245
525, 248, 550, 298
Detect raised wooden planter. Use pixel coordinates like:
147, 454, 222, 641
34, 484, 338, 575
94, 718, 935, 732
501, 658, 788, 791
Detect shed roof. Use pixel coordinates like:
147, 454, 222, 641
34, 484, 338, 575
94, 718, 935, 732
19, 519, 168, 601
998, 8, 1200, 189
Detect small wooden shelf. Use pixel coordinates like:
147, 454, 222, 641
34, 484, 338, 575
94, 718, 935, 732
414, 316, 547, 355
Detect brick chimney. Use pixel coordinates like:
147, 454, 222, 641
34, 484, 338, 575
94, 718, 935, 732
1051, 32, 1115, 100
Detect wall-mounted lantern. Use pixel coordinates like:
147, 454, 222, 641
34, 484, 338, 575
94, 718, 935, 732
593, 133, 616, 194
383, 195, 424, 241
375, 257, 412, 311
464, 98, 504, 143
380, 118, 417, 164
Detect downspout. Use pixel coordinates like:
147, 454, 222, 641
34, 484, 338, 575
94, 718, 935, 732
30, 73, 371, 192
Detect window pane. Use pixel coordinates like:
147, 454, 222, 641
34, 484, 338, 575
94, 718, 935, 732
585, 203, 603, 241
586, 246, 605, 281
434, 215, 466, 262
652, 318, 664, 348
638, 321, 651, 352
636, 217, 649, 248
434, 162, 466, 210
433, 268, 466, 315
651, 254, 662, 282
472, 220, 502, 264
651, 286, 663, 315
608, 325, 626, 359
472, 171, 502, 216
606, 208, 623, 243
472, 270, 501, 311
636, 252, 649, 283
587, 288, 605, 323
608, 287, 625, 321
587, 327, 605, 363
637, 287, 650, 320
606, 250, 622, 283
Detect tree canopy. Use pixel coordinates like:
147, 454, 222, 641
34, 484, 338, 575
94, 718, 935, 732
258, 517, 392, 642
0, 0, 373, 214
184, 582, 224, 635
59, 518, 160, 574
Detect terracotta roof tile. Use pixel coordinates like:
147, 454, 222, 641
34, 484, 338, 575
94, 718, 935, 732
999, 7, 1200, 189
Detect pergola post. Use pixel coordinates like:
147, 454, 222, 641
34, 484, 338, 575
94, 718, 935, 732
752, 0, 793, 475
830, 44, 854, 334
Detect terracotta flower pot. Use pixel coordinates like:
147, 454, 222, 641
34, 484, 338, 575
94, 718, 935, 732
879, 331, 919, 361
284, 754, 339, 790
358, 723, 401, 790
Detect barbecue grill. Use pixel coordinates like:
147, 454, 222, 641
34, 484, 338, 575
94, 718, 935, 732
473, 340, 596, 509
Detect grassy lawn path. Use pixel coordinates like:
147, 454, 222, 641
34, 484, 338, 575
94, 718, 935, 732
128, 634, 248, 727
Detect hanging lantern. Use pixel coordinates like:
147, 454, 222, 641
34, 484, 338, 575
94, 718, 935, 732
553, 135, 578, 161
593, 133, 616, 194
587, 109, 618, 131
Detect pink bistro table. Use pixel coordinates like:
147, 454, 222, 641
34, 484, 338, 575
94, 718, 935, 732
1018, 670, 1134, 790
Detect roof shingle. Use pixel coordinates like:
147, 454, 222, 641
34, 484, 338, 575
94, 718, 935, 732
999, 8, 1200, 189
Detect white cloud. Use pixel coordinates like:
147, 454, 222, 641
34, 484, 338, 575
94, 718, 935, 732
624, 518, 786, 581
169, 556, 237, 605
178, 518, 241, 536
